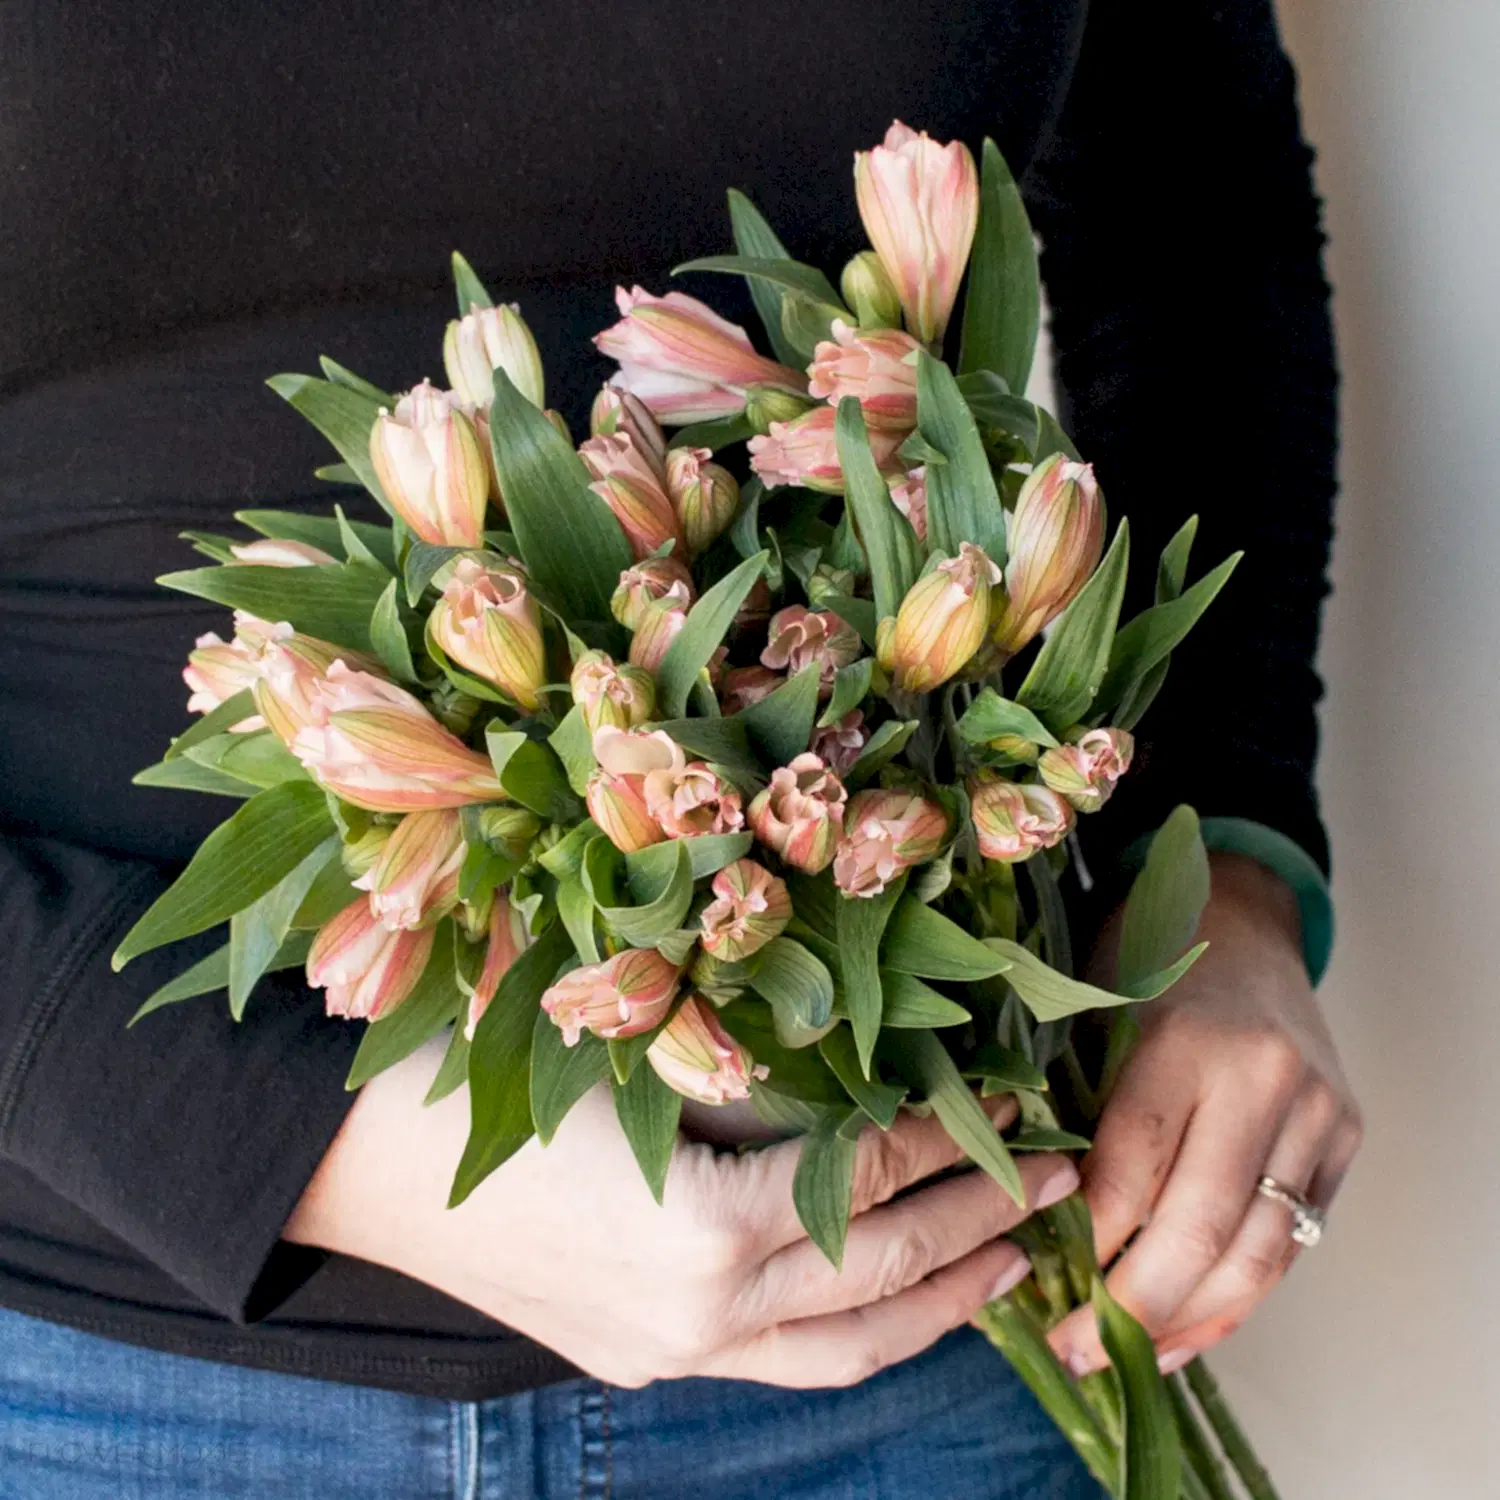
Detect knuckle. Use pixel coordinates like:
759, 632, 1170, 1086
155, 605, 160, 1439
1232, 1242, 1286, 1296
1084, 1161, 1146, 1228
672, 1209, 755, 1275
1168, 1213, 1236, 1268
1301, 1078, 1342, 1135
1247, 1032, 1304, 1095
854, 1132, 912, 1211
871, 1227, 938, 1301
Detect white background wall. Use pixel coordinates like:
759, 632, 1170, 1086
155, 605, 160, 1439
1201, 3, 1500, 1494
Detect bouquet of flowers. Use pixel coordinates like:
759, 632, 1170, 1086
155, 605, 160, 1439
116, 122, 1282, 1499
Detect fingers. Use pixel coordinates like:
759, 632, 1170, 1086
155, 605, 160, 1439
1080, 1043, 1196, 1268
1049, 1064, 1293, 1376
755, 1095, 1017, 1255
749, 1153, 1078, 1325
701, 1237, 1034, 1388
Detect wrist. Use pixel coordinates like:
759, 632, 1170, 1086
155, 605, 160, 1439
1200, 851, 1304, 968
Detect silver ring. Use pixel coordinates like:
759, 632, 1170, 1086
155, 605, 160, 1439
1256, 1176, 1326, 1248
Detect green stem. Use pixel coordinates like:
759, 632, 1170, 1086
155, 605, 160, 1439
1184, 1359, 1282, 1500
1168, 1374, 1237, 1500
973, 1296, 1121, 1497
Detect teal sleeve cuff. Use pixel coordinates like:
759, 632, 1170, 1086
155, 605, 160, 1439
1196, 817, 1335, 986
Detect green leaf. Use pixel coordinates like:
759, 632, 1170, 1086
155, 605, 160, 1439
1095, 553, 1242, 728
128, 931, 312, 1026
1022, 850, 1073, 977
654, 717, 757, 775
673, 254, 845, 312
451, 250, 493, 313
547, 705, 599, 798
314, 462, 360, 486
792, 1106, 863, 1267
180, 530, 239, 564
530, 1011, 611, 1144
318, 356, 392, 406
844, 718, 918, 788
266, 374, 391, 516
726, 190, 806, 367
818, 1025, 906, 1129
1093, 1277, 1183, 1500
716, 1001, 849, 1104
450, 921, 573, 1205
882, 897, 1010, 982
425, 1022, 472, 1104
1116, 806, 1211, 990
956, 688, 1059, 747
984, 937, 1207, 1022
597, 838, 695, 948
290, 849, 359, 929
335, 507, 390, 575
835, 398, 922, 621
880, 970, 973, 1028
1158, 515, 1199, 603
1016, 521, 1131, 728
485, 727, 583, 822
819, 659, 873, 729
345, 923, 462, 1089
748, 936, 836, 1035
182, 731, 305, 790
368, 578, 418, 682
836, 874, 907, 1075
881, 1029, 1024, 1204
112, 781, 335, 969
607, 1005, 675, 1084
959, 138, 1041, 394
156, 563, 389, 654
555, 875, 601, 964
1011, 1127, 1092, 1152
165, 690, 259, 760
738, 663, 820, 766
236, 508, 396, 571
227, 837, 336, 1019
403, 540, 465, 607
957, 370, 1040, 453
657, 551, 769, 717
961, 1044, 1048, 1092
487, 368, 631, 621
133, 756, 254, 799
916, 351, 1007, 565
625, 832, 751, 898
1034, 407, 1082, 463
779, 293, 848, 360
613, 1059, 682, 1204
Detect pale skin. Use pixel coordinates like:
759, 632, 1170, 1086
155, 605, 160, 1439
286, 852, 1360, 1388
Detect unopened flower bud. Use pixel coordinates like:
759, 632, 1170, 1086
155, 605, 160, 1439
352, 808, 465, 930
665, 446, 740, 555
628, 594, 689, 673
542, 947, 681, 1046
590, 385, 668, 475
744, 384, 818, 436
833, 789, 948, 898
761, 605, 862, 694
807, 321, 921, 432
747, 753, 848, 874
611, 555, 696, 631
429, 557, 547, 711
875, 614, 897, 674
1038, 728, 1134, 812
888, 467, 927, 541
228, 538, 336, 567
307, 897, 435, 1021
993, 453, 1106, 654
840, 250, 904, 330
699, 859, 792, 963
340, 824, 393, 880
690, 949, 748, 1005
890, 542, 1000, 693
807, 565, 858, 608
968, 777, 1075, 862
465, 891, 533, 1037
987, 732, 1042, 764
570, 650, 656, 734
369, 381, 490, 546
810, 710, 867, 775
473, 804, 544, 864
646, 994, 767, 1105
748, 406, 898, 493
579, 431, 685, 559
720, 665, 782, 714
183, 630, 264, 727
443, 302, 546, 410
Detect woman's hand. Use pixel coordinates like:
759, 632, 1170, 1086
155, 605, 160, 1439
1047, 853, 1362, 1377
286, 1037, 1078, 1389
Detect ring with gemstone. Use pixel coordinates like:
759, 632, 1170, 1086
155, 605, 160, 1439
1256, 1175, 1326, 1248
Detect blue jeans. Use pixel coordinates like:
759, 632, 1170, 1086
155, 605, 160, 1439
0, 1308, 1103, 1499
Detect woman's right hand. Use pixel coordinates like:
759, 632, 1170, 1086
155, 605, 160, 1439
284, 1036, 1078, 1388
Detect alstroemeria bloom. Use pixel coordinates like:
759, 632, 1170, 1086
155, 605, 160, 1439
889, 466, 928, 541
595, 286, 806, 423
584, 725, 681, 852
807, 321, 922, 431
854, 122, 979, 345
590, 384, 668, 474
969, 777, 1075, 862
234, 616, 375, 746
761, 605, 863, 693
700, 859, 791, 963
627, 592, 690, 674
183, 630, 263, 726
611, 555, 695, 631
993, 454, 1106, 654
352, 808, 465, 930
720, 665, 783, 714
810, 709, 867, 775
227, 538, 336, 567
443, 302, 546, 409
369, 380, 490, 546
429, 556, 547, 710
291, 662, 507, 812
307, 897, 435, 1021
891, 542, 1001, 693
645, 762, 744, 840
570, 650, 656, 735
747, 752, 848, 874
542, 947, 681, 1047
748, 404, 904, 493
1039, 728, 1135, 813
665, 445, 739, 556
465, 891, 533, 1039
646, 995, 767, 1105
580, 430, 685, 559
833, 789, 949, 898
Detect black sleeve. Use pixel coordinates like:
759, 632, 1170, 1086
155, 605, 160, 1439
1026, 0, 1338, 874
0, 833, 363, 1320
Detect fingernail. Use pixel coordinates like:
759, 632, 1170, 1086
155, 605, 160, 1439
986, 1254, 1032, 1304
1034, 1161, 1081, 1210
1157, 1347, 1195, 1376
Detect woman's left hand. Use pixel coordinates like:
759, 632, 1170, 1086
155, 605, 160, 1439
1046, 853, 1363, 1377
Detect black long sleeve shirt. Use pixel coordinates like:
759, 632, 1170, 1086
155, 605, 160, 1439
0, 0, 1336, 1398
